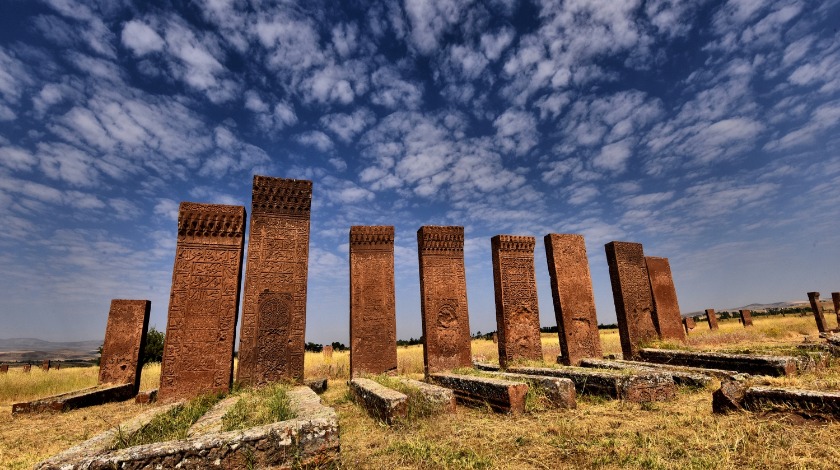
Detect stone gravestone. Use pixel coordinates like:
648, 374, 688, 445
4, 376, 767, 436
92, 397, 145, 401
683, 317, 696, 334
740, 309, 753, 327
237, 176, 312, 386
491, 235, 542, 368
322, 345, 333, 359
42, 360, 50, 371
99, 300, 151, 395
23, 364, 31, 373
645, 257, 686, 342
605, 241, 658, 360
833, 293, 840, 324
417, 226, 472, 374
492, 332, 498, 343
544, 234, 602, 366
349, 226, 398, 377
706, 309, 719, 330
158, 202, 246, 403
808, 292, 828, 333
1, 365, 8, 373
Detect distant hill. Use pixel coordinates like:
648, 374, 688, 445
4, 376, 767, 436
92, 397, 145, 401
683, 300, 811, 317
0, 337, 101, 362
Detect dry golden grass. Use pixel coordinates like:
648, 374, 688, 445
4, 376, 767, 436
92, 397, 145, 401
4, 313, 840, 469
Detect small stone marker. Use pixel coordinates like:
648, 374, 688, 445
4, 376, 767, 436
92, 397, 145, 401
237, 176, 312, 386
832, 292, 840, 324
23, 364, 31, 373
491, 235, 542, 368
639, 348, 797, 376
807, 292, 828, 333
349, 226, 398, 377
739, 309, 753, 327
99, 299, 151, 395
605, 241, 658, 359
645, 256, 686, 342
683, 317, 696, 334
0, 365, 8, 373
42, 360, 50, 371
348, 378, 407, 424
430, 372, 529, 414
322, 345, 333, 359
705, 309, 719, 330
417, 226, 472, 374
135, 389, 158, 404
544, 234, 602, 366
492, 332, 498, 343
55, 363, 61, 370
158, 202, 246, 403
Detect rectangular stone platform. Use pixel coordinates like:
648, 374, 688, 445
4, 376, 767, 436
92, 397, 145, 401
577, 358, 713, 387
12, 383, 135, 414
36, 386, 339, 469
713, 381, 840, 418
397, 378, 457, 413
476, 363, 676, 402
429, 372, 529, 414
638, 348, 799, 377
348, 378, 408, 425
491, 372, 576, 409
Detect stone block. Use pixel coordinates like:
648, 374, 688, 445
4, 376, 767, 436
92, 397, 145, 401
491, 235, 542, 368
99, 299, 151, 395
507, 364, 677, 402
350, 226, 398, 377
683, 317, 696, 334
12, 383, 135, 414
494, 372, 576, 409
418, 226, 472, 374
713, 382, 840, 419
544, 234, 602, 366
638, 348, 797, 376
833, 292, 840, 324
705, 309, 719, 330
578, 358, 712, 387
348, 377, 407, 424
429, 372, 529, 414
645, 257, 686, 342
808, 292, 828, 333
397, 377, 457, 413
158, 202, 245, 403
322, 345, 333, 359
605, 241, 658, 359
23, 364, 31, 372
237, 176, 312, 386
135, 389, 158, 404
739, 309, 753, 327
0, 365, 7, 373
42, 360, 50, 371
306, 377, 328, 394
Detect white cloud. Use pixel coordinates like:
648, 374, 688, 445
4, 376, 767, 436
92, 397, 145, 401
493, 108, 538, 156
296, 131, 334, 152
480, 27, 515, 61
370, 66, 424, 109
404, 0, 469, 54
320, 108, 376, 143
154, 198, 179, 221
122, 20, 165, 56
593, 139, 632, 172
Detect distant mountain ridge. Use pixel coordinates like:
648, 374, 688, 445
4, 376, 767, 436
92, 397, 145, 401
683, 300, 811, 317
0, 337, 101, 352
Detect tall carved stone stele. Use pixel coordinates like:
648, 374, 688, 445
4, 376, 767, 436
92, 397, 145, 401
544, 234, 601, 366
237, 176, 312, 386
705, 309, 719, 330
99, 299, 151, 395
491, 235, 542, 368
349, 226, 397, 377
739, 309, 753, 327
833, 293, 840, 325
605, 241, 658, 360
159, 202, 245, 403
417, 226, 472, 375
645, 257, 686, 342
807, 292, 828, 333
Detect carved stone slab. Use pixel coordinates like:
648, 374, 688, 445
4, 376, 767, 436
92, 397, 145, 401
237, 176, 311, 386
683, 316, 696, 334
159, 202, 245, 402
417, 226, 471, 374
645, 257, 686, 342
739, 309, 753, 327
491, 235, 542, 368
322, 345, 333, 359
808, 292, 828, 333
0, 365, 7, 373
544, 234, 601, 366
98, 300, 150, 394
705, 309, 719, 330
605, 241, 658, 359
42, 360, 50, 371
833, 292, 840, 324
349, 226, 397, 377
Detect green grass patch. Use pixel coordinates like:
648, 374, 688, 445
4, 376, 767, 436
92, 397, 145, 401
115, 392, 223, 448
369, 375, 441, 419
221, 382, 295, 432
384, 438, 492, 469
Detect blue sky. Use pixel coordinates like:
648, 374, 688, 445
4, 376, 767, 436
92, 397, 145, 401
1, 0, 839, 344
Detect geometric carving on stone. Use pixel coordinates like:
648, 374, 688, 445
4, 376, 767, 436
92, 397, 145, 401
158, 202, 246, 403
349, 226, 397, 377
491, 235, 542, 368
645, 256, 686, 342
544, 233, 601, 366
98, 299, 151, 395
808, 292, 828, 333
605, 241, 658, 360
739, 309, 753, 327
417, 226, 472, 375
237, 176, 311, 386
705, 309, 719, 330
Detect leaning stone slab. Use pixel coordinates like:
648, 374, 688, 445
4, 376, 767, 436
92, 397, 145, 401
503, 365, 676, 402
638, 348, 799, 377
492, 372, 576, 409
348, 377, 408, 425
429, 372, 528, 414
578, 358, 713, 387
12, 383, 135, 414
397, 377, 457, 413
36, 386, 339, 469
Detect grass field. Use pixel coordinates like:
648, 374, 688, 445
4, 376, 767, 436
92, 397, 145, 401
2, 314, 839, 469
